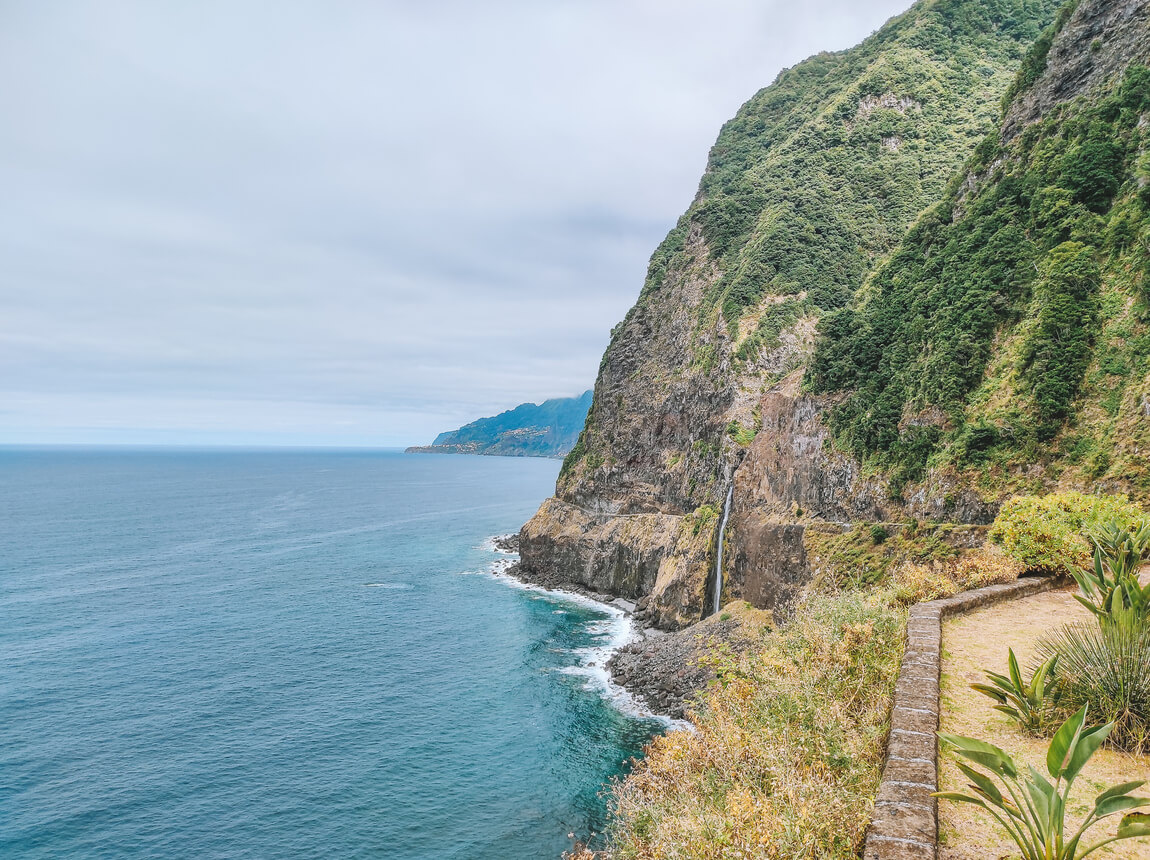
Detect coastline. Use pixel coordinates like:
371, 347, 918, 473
480, 533, 689, 729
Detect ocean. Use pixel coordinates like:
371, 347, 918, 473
0, 448, 664, 859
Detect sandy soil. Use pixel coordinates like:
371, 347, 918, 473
938, 585, 1150, 860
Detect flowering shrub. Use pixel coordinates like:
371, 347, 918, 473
988, 492, 1146, 576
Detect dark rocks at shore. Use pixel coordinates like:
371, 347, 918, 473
609, 601, 774, 720
507, 557, 772, 720
491, 533, 519, 554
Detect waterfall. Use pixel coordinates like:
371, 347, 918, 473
712, 484, 734, 616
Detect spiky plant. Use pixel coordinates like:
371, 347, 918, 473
972, 648, 1058, 735
1036, 622, 1150, 754
1073, 521, 1150, 634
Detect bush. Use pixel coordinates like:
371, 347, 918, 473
1072, 521, 1150, 634
988, 492, 1146, 576
1036, 622, 1150, 754
888, 545, 1023, 604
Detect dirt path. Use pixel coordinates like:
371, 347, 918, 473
938, 585, 1150, 859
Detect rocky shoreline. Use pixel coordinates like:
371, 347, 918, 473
496, 531, 771, 721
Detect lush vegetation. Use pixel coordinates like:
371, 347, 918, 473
421, 391, 592, 459
808, 64, 1150, 482
988, 492, 1147, 575
637, 0, 1060, 340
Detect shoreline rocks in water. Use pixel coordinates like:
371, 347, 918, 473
505, 551, 772, 720
607, 601, 774, 720
491, 533, 520, 554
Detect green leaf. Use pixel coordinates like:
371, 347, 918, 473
1117, 812, 1150, 837
933, 791, 988, 808
1065, 721, 1114, 785
957, 762, 1004, 806
960, 749, 1017, 779
1047, 706, 1087, 779
972, 683, 1009, 704
1096, 781, 1147, 803
1072, 594, 1104, 616
1095, 795, 1150, 818
1008, 648, 1024, 693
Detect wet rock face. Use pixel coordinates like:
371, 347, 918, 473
724, 519, 809, 616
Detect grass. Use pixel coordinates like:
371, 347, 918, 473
570, 545, 1026, 859
604, 591, 904, 859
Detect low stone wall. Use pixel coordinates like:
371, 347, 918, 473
862, 576, 1066, 860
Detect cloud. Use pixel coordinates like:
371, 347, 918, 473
0, 0, 910, 445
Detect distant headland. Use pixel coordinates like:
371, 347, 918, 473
406, 390, 591, 459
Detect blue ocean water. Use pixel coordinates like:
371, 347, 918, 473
0, 449, 662, 859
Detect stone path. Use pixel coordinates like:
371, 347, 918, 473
862, 576, 1063, 860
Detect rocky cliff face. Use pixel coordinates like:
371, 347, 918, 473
519, 0, 1150, 629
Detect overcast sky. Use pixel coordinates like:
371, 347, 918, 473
2, 0, 910, 446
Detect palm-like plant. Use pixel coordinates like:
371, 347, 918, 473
936, 706, 1150, 859
972, 648, 1058, 734
1073, 522, 1150, 633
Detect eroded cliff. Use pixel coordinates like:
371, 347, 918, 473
518, 0, 1150, 631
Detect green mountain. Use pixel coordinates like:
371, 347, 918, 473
406, 391, 592, 458
518, 0, 1071, 629
810, 0, 1150, 496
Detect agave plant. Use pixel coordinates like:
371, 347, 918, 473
936, 706, 1150, 859
972, 649, 1058, 735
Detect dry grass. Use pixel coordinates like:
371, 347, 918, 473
888, 544, 1024, 604
593, 591, 905, 859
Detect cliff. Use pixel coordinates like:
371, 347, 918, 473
518, 0, 1150, 631
406, 391, 591, 458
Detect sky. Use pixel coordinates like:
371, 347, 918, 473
1, 0, 911, 447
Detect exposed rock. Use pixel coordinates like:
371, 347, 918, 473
491, 533, 519, 554
1002, 0, 1150, 141
607, 601, 773, 719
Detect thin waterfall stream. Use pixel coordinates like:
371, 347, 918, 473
712, 485, 734, 616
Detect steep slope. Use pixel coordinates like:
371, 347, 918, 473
407, 391, 591, 458
810, 0, 1150, 495
519, 0, 1064, 628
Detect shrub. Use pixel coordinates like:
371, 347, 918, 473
988, 492, 1146, 576
1036, 622, 1150, 754
888, 545, 1023, 604
936, 706, 1150, 860
1072, 521, 1150, 634
870, 524, 889, 545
